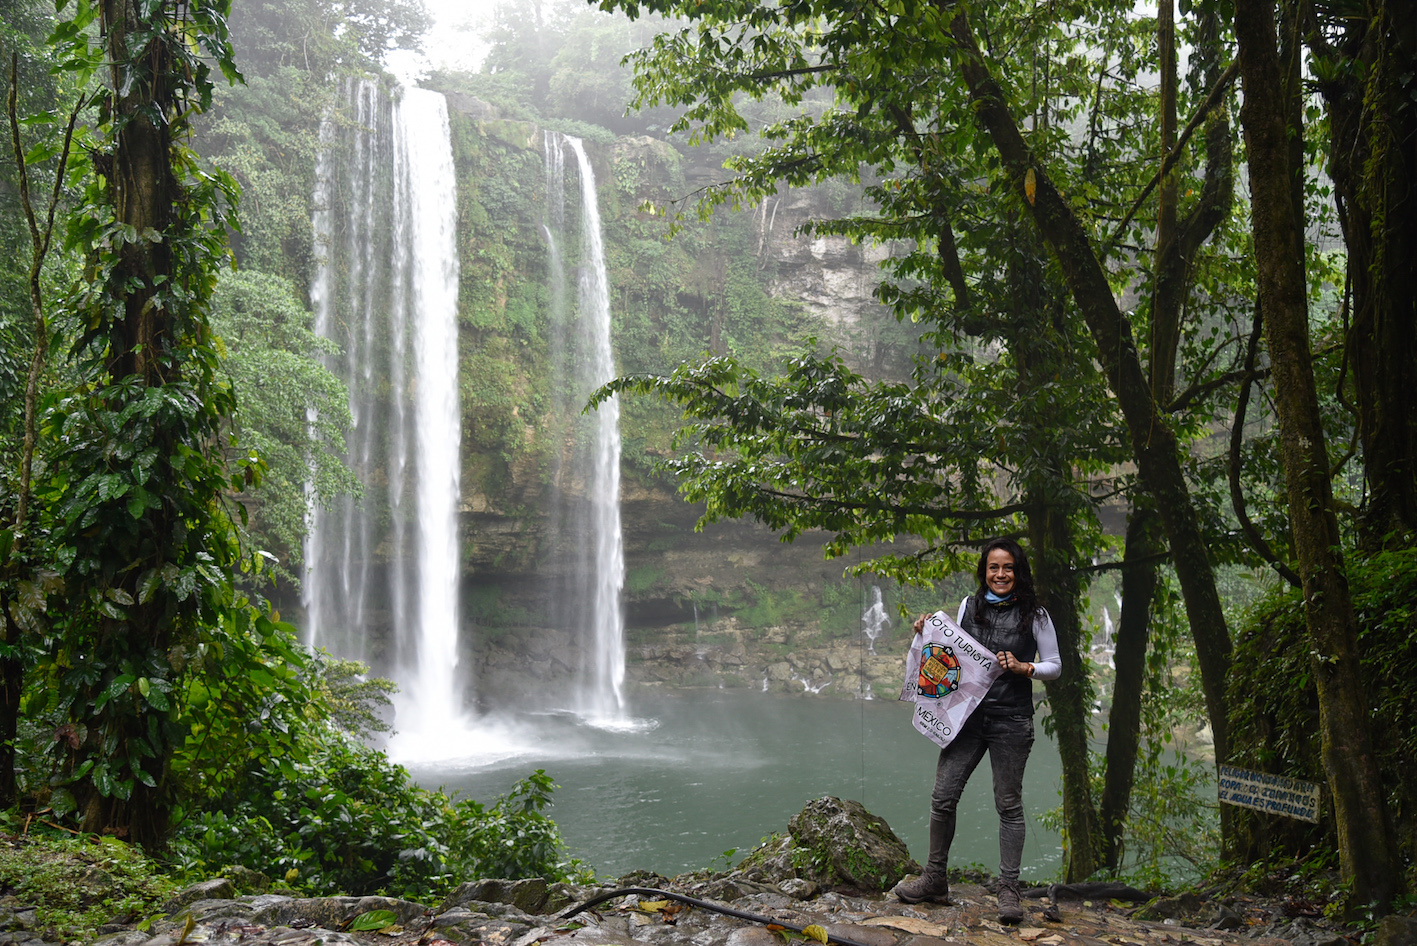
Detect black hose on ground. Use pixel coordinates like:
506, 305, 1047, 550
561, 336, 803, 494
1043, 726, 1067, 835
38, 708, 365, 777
557, 886, 875, 946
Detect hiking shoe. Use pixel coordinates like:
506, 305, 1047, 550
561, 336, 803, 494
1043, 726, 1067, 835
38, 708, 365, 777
997, 878, 1024, 923
893, 872, 950, 904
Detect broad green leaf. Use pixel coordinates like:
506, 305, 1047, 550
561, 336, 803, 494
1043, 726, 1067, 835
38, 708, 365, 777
347, 910, 399, 932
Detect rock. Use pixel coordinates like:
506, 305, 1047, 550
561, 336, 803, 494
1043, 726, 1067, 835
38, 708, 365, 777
1376, 916, 1417, 946
477, 119, 540, 152
786, 797, 919, 892
220, 865, 272, 894
1313, 936, 1353, 946
178, 899, 259, 923
1135, 891, 1205, 921
1209, 905, 1246, 930
444, 92, 500, 120
90, 932, 149, 946
824, 925, 897, 946
545, 882, 610, 916
441, 879, 549, 915
617, 870, 672, 889
778, 878, 818, 900
160, 878, 236, 914
251, 896, 427, 930
701, 879, 746, 901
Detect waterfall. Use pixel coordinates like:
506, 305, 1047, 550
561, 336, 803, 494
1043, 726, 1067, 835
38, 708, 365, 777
861, 585, 891, 656
542, 132, 626, 723
305, 79, 464, 738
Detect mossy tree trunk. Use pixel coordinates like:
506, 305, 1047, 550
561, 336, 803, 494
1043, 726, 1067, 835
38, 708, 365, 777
1234, 0, 1402, 910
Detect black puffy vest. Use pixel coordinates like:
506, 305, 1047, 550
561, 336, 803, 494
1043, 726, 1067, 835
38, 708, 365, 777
960, 595, 1038, 717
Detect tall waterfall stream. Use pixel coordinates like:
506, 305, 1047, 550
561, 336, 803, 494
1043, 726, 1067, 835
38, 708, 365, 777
305, 80, 467, 755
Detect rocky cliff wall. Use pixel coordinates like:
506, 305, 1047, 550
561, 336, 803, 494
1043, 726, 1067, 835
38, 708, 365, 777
440, 92, 928, 695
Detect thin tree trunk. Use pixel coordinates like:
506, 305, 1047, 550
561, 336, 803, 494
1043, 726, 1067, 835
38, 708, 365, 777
1099, 508, 1159, 869
1233, 0, 1402, 909
1030, 497, 1099, 880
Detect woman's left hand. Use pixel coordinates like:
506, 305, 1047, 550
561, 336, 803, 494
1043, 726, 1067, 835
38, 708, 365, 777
997, 650, 1034, 677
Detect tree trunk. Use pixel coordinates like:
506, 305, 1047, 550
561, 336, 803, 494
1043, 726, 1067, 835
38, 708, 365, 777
942, 5, 1234, 768
1312, 0, 1417, 545
67, 0, 184, 849
1030, 497, 1100, 880
1099, 507, 1159, 869
1151, 5, 1233, 409
1233, 0, 1402, 910
1008, 232, 1101, 878
0, 610, 18, 808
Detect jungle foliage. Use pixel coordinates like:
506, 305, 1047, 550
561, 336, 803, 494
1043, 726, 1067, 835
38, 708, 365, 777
0, 0, 583, 897
582, 0, 1414, 903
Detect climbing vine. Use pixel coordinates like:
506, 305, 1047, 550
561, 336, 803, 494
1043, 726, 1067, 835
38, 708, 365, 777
23, 0, 277, 846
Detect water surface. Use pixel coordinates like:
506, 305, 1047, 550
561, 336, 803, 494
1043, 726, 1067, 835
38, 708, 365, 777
406, 688, 1064, 879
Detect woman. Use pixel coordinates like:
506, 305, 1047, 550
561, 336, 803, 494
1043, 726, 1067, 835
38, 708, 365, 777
893, 538, 1062, 923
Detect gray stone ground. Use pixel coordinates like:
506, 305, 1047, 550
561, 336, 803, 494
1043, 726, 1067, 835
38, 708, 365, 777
4, 801, 1414, 946
6, 872, 1409, 946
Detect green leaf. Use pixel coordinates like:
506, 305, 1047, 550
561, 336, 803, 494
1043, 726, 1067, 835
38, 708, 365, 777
347, 911, 398, 932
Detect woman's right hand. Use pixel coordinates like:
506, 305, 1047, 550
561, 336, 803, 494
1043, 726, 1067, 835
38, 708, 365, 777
913, 613, 928, 635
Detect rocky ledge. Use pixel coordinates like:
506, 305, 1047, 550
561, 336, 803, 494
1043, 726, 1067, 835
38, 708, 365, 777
36, 872, 1410, 946
4, 798, 1414, 946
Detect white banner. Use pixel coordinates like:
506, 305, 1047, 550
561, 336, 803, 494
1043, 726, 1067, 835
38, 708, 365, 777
899, 609, 1005, 749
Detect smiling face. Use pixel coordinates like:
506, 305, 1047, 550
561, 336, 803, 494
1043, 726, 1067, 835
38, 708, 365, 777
985, 547, 1017, 597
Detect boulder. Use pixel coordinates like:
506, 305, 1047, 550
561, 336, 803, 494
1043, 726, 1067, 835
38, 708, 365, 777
778, 879, 819, 900
441, 879, 549, 915
1376, 916, 1417, 946
219, 865, 271, 894
785, 797, 919, 892
159, 879, 235, 915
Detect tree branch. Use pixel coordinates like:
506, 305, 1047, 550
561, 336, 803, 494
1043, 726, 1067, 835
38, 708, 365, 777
1106, 60, 1239, 251
1228, 304, 1302, 587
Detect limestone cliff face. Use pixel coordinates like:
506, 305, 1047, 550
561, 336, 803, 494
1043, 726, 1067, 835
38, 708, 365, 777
441, 93, 915, 689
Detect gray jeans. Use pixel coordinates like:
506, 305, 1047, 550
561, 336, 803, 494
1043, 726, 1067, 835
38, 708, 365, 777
929, 711, 1035, 881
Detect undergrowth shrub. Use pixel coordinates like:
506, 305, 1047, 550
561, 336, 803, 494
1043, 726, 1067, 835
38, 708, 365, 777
1227, 545, 1417, 872
171, 738, 585, 902
0, 832, 178, 941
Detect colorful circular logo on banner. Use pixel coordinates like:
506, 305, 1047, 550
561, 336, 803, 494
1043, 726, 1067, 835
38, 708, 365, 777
918, 643, 961, 697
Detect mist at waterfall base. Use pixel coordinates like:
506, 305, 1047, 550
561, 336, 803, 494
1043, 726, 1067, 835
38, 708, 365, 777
403, 689, 1065, 879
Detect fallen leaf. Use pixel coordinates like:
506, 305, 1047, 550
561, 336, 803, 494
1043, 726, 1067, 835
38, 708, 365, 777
1018, 928, 1046, 941
802, 925, 829, 944
348, 910, 399, 932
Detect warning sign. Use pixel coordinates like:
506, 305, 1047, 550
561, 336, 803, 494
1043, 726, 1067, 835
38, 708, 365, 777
1217, 764, 1321, 822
